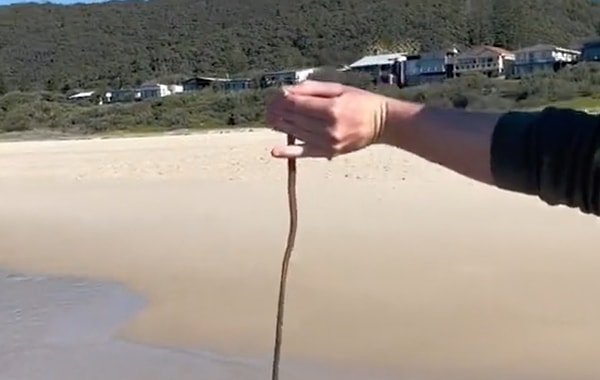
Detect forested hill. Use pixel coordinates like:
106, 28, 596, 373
1, 0, 600, 92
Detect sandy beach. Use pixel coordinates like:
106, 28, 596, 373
0, 129, 598, 380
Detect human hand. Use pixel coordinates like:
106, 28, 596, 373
266, 80, 389, 159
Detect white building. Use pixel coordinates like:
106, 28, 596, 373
348, 52, 407, 71
136, 83, 183, 99
348, 52, 407, 84
512, 44, 580, 78
453, 45, 515, 78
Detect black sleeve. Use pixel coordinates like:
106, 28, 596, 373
490, 106, 600, 216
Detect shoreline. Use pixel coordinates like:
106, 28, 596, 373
0, 265, 397, 380
0, 126, 266, 144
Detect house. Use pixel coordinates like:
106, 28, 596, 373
222, 78, 253, 91
105, 89, 137, 103
349, 52, 407, 73
348, 53, 407, 84
182, 76, 254, 92
260, 68, 317, 87
404, 48, 459, 86
182, 77, 228, 92
137, 83, 183, 100
580, 39, 600, 62
511, 44, 580, 78
454, 45, 515, 78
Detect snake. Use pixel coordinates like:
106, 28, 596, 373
271, 134, 298, 380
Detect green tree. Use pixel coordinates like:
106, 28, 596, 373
0, 0, 599, 91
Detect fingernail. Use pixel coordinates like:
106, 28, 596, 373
271, 147, 284, 158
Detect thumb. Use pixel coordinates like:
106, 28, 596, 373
270, 144, 328, 159
286, 80, 344, 98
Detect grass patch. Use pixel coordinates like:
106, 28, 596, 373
4, 64, 600, 138
545, 96, 600, 110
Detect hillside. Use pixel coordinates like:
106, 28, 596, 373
0, 0, 600, 92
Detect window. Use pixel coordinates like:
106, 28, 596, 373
458, 58, 476, 65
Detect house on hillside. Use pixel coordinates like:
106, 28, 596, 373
182, 76, 254, 92
348, 53, 407, 84
404, 48, 459, 86
580, 39, 600, 62
511, 44, 580, 78
259, 68, 317, 87
454, 45, 515, 78
105, 88, 137, 103
137, 82, 183, 99
222, 78, 253, 91
182, 77, 228, 92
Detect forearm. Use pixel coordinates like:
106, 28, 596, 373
380, 99, 600, 216
379, 98, 501, 185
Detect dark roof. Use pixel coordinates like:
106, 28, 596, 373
582, 39, 600, 48
183, 76, 252, 83
182, 76, 228, 83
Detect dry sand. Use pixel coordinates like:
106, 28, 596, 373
0, 129, 598, 380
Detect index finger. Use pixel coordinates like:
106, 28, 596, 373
282, 92, 335, 122
286, 80, 344, 98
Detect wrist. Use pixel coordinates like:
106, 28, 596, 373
376, 97, 424, 148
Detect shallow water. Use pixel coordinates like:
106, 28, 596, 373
0, 269, 397, 380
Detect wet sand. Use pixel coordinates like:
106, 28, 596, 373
0, 130, 598, 380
